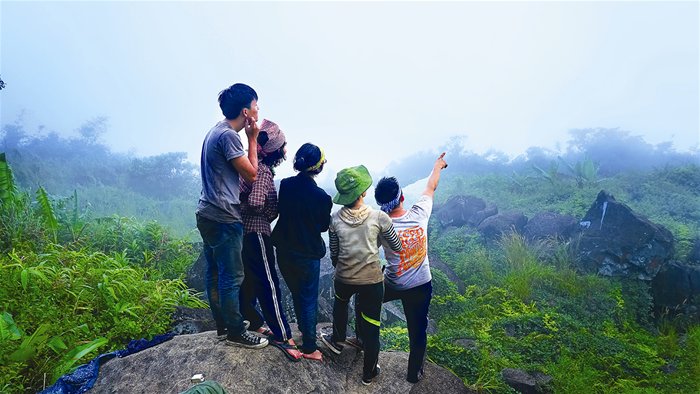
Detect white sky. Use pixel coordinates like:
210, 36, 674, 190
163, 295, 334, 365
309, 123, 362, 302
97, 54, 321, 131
1, 1, 698, 179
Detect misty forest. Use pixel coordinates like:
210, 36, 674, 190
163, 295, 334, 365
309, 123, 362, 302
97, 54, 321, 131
1, 115, 699, 393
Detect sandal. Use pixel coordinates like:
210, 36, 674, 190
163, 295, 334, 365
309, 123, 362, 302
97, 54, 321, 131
301, 350, 323, 362
271, 340, 302, 362
255, 327, 274, 337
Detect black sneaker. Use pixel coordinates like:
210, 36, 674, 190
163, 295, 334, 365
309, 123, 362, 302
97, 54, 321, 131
217, 320, 250, 341
345, 337, 364, 351
225, 330, 268, 349
362, 364, 381, 386
320, 334, 344, 354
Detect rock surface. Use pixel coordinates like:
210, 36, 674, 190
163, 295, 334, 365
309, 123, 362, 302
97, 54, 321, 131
434, 195, 496, 228
523, 211, 577, 241
652, 261, 700, 318
91, 325, 472, 394
501, 368, 552, 394
171, 306, 217, 335
688, 238, 700, 265
575, 191, 674, 280
477, 211, 528, 240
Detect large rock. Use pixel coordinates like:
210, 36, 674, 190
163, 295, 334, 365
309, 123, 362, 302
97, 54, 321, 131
575, 191, 674, 280
171, 307, 217, 335
501, 368, 552, 394
477, 211, 528, 240
434, 195, 497, 228
652, 261, 700, 319
185, 246, 206, 296
524, 212, 577, 241
91, 325, 472, 394
688, 238, 700, 265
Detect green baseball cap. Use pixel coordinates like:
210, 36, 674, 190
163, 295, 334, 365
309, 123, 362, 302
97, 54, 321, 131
333, 165, 373, 205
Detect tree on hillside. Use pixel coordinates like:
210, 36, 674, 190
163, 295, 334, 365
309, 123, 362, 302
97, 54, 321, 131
78, 116, 108, 145
126, 152, 199, 200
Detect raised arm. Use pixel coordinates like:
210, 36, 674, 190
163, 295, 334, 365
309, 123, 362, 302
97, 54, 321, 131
231, 117, 259, 183
422, 152, 448, 198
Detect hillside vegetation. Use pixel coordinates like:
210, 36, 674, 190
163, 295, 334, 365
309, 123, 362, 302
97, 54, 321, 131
1, 122, 699, 392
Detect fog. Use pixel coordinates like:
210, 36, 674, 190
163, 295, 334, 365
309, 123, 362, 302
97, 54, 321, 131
1, 1, 698, 183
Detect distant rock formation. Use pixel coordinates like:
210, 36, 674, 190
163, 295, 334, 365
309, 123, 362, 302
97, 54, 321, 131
434, 195, 496, 228
574, 191, 674, 280
477, 211, 528, 240
652, 261, 700, 319
523, 212, 577, 241
91, 326, 472, 394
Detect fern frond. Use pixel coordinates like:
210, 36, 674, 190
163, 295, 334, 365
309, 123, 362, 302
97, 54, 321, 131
36, 186, 59, 239
0, 152, 18, 206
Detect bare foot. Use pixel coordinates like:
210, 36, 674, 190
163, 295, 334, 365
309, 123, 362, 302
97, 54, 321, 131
301, 349, 323, 361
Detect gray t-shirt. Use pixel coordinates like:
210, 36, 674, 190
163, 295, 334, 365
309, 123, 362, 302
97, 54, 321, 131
383, 195, 433, 290
196, 120, 246, 223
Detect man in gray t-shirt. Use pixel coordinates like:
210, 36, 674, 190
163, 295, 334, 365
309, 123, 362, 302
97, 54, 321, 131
195, 83, 268, 349
374, 153, 448, 383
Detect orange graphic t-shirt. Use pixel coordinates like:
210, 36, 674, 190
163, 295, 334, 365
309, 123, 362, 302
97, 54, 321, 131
383, 195, 433, 290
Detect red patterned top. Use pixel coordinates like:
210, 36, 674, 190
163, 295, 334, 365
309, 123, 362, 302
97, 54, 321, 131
240, 163, 278, 235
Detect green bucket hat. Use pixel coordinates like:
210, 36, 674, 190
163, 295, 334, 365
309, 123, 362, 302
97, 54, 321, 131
333, 165, 373, 205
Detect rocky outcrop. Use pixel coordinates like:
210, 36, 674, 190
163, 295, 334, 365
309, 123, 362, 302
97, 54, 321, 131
523, 212, 577, 241
575, 191, 674, 280
652, 261, 700, 318
171, 306, 217, 335
185, 246, 206, 297
501, 368, 552, 394
434, 195, 497, 228
91, 325, 472, 393
477, 211, 528, 240
688, 238, 700, 265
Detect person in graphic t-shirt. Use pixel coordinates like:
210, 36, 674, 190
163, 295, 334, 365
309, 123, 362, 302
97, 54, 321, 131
373, 152, 447, 383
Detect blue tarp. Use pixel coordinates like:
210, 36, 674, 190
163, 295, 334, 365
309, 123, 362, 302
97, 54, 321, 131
40, 333, 175, 394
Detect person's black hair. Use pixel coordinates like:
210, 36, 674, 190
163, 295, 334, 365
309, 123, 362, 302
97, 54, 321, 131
293, 143, 324, 175
375, 176, 401, 204
218, 83, 258, 119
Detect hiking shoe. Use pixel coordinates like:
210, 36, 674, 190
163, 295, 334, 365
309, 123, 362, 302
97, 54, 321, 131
345, 337, 364, 351
362, 364, 381, 386
320, 334, 344, 354
217, 320, 250, 340
225, 330, 268, 349
407, 368, 424, 383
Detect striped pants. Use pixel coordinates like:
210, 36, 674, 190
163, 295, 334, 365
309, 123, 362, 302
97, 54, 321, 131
240, 232, 293, 342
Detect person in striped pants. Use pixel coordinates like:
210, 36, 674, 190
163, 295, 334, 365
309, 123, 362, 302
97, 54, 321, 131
238, 119, 301, 361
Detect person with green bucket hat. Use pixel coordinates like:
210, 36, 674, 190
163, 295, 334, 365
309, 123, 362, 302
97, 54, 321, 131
321, 165, 402, 386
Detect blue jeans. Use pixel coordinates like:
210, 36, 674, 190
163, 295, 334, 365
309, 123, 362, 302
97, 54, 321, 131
196, 215, 246, 336
277, 251, 320, 353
